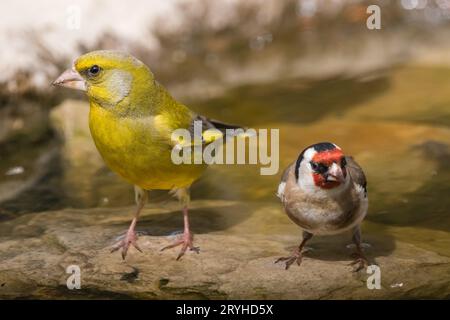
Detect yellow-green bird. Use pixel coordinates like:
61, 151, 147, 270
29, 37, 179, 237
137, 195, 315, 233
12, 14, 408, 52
53, 50, 241, 260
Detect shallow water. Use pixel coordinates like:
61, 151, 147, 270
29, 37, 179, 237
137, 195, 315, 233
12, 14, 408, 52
1, 64, 449, 261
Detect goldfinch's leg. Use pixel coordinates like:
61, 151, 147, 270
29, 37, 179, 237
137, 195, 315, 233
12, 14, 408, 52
349, 226, 369, 272
111, 186, 148, 260
275, 231, 313, 270
161, 187, 199, 260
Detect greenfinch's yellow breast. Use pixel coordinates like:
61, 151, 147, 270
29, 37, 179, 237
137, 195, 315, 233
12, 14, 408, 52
89, 102, 206, 190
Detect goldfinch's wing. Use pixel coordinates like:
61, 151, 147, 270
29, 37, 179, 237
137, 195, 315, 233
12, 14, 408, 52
277, 162, 295, 200
345, 156, 367, 195
280, 162, 294, 184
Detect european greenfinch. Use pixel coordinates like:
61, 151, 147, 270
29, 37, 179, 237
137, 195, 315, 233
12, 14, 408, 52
53, 50, 241, 260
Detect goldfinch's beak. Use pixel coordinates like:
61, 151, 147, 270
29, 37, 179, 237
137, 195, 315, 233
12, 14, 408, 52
326, 163, 345, 183
52, 68, 86, 91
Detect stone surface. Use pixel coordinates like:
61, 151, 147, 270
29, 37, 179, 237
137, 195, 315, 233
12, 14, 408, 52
0, 200, 449, 299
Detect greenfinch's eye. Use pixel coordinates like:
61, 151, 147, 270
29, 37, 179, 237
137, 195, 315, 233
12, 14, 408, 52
88, 65, 101, 77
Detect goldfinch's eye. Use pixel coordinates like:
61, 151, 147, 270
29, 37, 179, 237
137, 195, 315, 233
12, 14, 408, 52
310, 161, 327, 174
88, 65, 101, 77
341, 157, 347, 167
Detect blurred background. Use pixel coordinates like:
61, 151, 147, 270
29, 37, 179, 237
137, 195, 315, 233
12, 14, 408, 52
0, 0, 450, 295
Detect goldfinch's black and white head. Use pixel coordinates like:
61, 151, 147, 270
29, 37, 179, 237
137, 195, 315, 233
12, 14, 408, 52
295, 142, 349, 193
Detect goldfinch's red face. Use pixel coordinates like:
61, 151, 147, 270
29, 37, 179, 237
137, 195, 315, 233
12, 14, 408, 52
295, 142, 348, 191
310, 148, 347, 189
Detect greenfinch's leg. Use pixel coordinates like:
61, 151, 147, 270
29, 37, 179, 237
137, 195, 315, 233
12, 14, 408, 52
161, 187, 200, 260
111, 186, 148, 260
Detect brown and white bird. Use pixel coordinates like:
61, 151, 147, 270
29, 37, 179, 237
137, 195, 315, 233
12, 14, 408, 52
276, 142, 369, 271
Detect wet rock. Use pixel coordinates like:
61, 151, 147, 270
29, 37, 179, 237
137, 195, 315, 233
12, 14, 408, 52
0, 200, 448, 299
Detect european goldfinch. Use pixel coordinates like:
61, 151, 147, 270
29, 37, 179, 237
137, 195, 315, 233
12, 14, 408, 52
276, 142, 369, 271
53, 50, 241, 260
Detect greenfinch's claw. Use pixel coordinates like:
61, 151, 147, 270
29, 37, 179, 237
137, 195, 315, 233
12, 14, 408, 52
111, 229, 142, 260
161, 231, 198, 260
134, 243, 143, 253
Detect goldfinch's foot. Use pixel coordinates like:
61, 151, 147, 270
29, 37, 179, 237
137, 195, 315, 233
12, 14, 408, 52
111, 229, 142, 260
275, 249, 303, 270
160, 231, 200, 260
350, 252, 369, 272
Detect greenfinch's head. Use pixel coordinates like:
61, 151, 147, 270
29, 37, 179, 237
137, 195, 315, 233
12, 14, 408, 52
53, 50, 154, 108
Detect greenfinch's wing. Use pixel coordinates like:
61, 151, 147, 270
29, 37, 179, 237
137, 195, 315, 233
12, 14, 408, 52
190, 115, 246, 145
170, 114, 248, 150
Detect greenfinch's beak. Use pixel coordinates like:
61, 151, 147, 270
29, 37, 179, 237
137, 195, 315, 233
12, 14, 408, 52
52, 68, 86, 91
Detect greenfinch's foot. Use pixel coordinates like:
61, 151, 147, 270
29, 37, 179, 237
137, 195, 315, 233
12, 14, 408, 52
274, 249, 304, 270
111, 229, 142, 260
160, 231, 200, 260
350, 252, 369, 272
